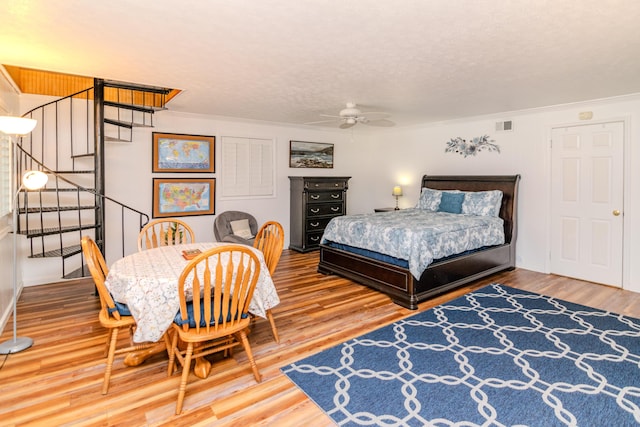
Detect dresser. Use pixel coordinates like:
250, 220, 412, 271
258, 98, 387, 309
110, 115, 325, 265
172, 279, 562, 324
289, 176, 350, 252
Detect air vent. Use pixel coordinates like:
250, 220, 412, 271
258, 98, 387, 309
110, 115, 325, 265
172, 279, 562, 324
495, 120, 513, 132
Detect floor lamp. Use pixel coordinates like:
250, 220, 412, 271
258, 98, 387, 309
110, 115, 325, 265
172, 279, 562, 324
0, 115, 43, 355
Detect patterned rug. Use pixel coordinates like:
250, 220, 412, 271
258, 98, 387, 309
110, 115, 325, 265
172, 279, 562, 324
282, 284, 640, 426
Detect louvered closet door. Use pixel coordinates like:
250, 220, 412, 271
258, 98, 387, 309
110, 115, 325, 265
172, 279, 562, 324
550, 121, 624, 287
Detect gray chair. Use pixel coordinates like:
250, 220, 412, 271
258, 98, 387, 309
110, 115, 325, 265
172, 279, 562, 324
213, 211, 259, 245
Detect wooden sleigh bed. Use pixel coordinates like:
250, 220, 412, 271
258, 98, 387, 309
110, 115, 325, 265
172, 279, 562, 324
317, 174, 521, 309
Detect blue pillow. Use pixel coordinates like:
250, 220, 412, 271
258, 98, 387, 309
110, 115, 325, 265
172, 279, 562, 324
438, 192, 465, 214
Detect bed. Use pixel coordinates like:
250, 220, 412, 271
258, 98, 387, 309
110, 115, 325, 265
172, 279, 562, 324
317, 174, 521, 309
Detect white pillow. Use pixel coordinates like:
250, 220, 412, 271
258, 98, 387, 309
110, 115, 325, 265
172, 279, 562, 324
230, 219, 253, 239
461, 190, 503, 217
416, 188, 442, 211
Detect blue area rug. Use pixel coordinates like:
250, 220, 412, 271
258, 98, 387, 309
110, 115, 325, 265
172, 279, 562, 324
282, 284, 640, 426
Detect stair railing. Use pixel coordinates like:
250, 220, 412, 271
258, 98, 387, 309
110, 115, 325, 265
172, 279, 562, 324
15, 144, 149, 276
14, 82, 154, 278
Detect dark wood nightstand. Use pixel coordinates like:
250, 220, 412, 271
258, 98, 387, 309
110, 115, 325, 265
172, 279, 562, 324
374, 207, 400, 212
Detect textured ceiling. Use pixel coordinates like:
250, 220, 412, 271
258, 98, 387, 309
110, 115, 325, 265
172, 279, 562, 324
2, 0, 640, 127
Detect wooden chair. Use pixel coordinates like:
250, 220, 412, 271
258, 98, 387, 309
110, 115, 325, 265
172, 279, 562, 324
137, 218, 195, 251
81, 236, 167, 394
167, 245, 262, 414
253, 221, 284, 343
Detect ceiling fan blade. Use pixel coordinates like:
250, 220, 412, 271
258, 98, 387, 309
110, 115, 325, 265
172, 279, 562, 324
319, 114, 342, 119
364, 119, 396, 127
360, 112, 391, 121
304, 119, 340, 125
339, 122, 356, 129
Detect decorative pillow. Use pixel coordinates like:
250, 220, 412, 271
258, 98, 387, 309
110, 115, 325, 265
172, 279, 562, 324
438, 191, 465, 214
416, 188, 442, 211
230, 219, 253, 239
462, 190, 503, 217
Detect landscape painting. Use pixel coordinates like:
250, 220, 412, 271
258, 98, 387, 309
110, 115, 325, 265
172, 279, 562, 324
289, 140, 334, 168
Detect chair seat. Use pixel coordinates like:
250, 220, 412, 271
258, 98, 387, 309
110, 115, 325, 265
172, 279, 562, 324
107, 298, 132, 316
173, 299, 249, 328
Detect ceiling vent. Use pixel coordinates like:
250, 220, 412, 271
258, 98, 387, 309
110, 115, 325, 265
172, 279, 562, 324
495, 120, 513, 132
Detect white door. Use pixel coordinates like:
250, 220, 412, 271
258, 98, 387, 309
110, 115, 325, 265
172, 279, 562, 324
550, 121, 624, 287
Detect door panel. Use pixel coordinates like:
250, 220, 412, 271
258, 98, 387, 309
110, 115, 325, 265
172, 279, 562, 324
550, 121, 623, 287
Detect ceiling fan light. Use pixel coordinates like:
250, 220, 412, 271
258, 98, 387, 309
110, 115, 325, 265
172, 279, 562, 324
345, 117, 356, 124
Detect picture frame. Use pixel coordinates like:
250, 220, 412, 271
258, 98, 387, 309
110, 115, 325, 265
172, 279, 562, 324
289, 140, 334, 168
152, 132, 215, 173
152, 178, 215, 218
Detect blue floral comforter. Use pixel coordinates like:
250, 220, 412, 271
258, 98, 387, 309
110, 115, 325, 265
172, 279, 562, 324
321, 209, 505, 278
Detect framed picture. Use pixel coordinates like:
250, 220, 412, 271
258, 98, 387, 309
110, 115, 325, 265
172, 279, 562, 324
152, 178, 215, 218
152, 132, 215, 173
289, 140, 334, 168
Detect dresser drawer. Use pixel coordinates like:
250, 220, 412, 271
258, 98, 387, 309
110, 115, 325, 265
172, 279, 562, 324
306, 232, 324, 247
307, 203, 344, 217
305, 217, 334, 232
307, 191, 343, 203
305, 179, 347, 190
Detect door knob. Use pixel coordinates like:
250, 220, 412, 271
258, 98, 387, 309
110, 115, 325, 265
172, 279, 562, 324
613, 210, 621, 216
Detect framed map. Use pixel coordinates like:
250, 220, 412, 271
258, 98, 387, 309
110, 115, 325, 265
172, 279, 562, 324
152, 178, 215, 217
152, 132, 215, 173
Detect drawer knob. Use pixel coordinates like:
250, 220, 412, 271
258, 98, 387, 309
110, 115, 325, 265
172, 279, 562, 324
331, 194, 340, 199
331, 207, 340, 212
310, 194, 320, 200
310, 222, 320, 227
310, 236, 320, 242
311, 208, 320, 213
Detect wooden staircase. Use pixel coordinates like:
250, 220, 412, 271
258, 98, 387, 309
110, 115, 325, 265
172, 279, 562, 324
15, 78, 172, 279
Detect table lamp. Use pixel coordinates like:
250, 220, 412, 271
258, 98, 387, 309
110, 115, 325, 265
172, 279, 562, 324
392, 185, 403, 210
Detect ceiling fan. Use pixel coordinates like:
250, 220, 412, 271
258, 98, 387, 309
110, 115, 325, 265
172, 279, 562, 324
305, 102, 395, 129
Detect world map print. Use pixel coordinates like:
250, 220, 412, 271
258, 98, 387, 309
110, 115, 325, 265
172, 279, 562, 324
157, 137, 211, 170
158, 182, 210, 214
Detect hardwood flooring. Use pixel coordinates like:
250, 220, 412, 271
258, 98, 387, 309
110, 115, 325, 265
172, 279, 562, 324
1, 250, 639, 426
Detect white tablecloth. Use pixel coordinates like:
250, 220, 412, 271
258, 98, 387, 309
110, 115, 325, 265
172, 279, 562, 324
105, 242, 280, 343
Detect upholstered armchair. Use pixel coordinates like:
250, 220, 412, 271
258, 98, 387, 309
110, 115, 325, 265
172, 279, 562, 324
213, 211, 259, 245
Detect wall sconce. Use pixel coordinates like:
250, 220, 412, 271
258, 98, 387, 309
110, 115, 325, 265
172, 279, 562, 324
0, 115, 41, 355
392, 185, 403, 210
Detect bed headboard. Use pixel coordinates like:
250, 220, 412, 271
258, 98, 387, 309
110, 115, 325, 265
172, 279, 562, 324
421, 175, 521, 244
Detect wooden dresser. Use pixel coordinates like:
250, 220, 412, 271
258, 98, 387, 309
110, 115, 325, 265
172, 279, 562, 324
289, 176, 350, 252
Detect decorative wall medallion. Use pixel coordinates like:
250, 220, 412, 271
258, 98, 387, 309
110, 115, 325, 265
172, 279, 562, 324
445, 135, 500, 158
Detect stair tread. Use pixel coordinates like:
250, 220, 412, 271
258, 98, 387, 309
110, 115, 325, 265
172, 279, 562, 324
51, 170, 95, 174
104, 118, 154, 129
29, 244, 83, 259
104, 100, 164, 113
105, 136, 133, 143
37, 187, 95, 192
21, 205, 97, 214
63, 265, 91, 279
21, 224, 98, 237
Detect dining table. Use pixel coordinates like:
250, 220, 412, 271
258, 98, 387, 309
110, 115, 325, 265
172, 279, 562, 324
104, 242, 280, 377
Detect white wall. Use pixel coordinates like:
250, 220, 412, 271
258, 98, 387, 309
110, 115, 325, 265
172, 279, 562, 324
16, 92, 640, 296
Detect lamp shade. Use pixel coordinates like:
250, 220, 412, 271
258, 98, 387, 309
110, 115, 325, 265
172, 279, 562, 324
0, 116, 37, 136
392, 185, 403, 196
22, 170, 48, 190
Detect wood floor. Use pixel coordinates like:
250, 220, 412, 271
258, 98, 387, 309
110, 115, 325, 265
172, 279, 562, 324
1, 249, 639, 426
